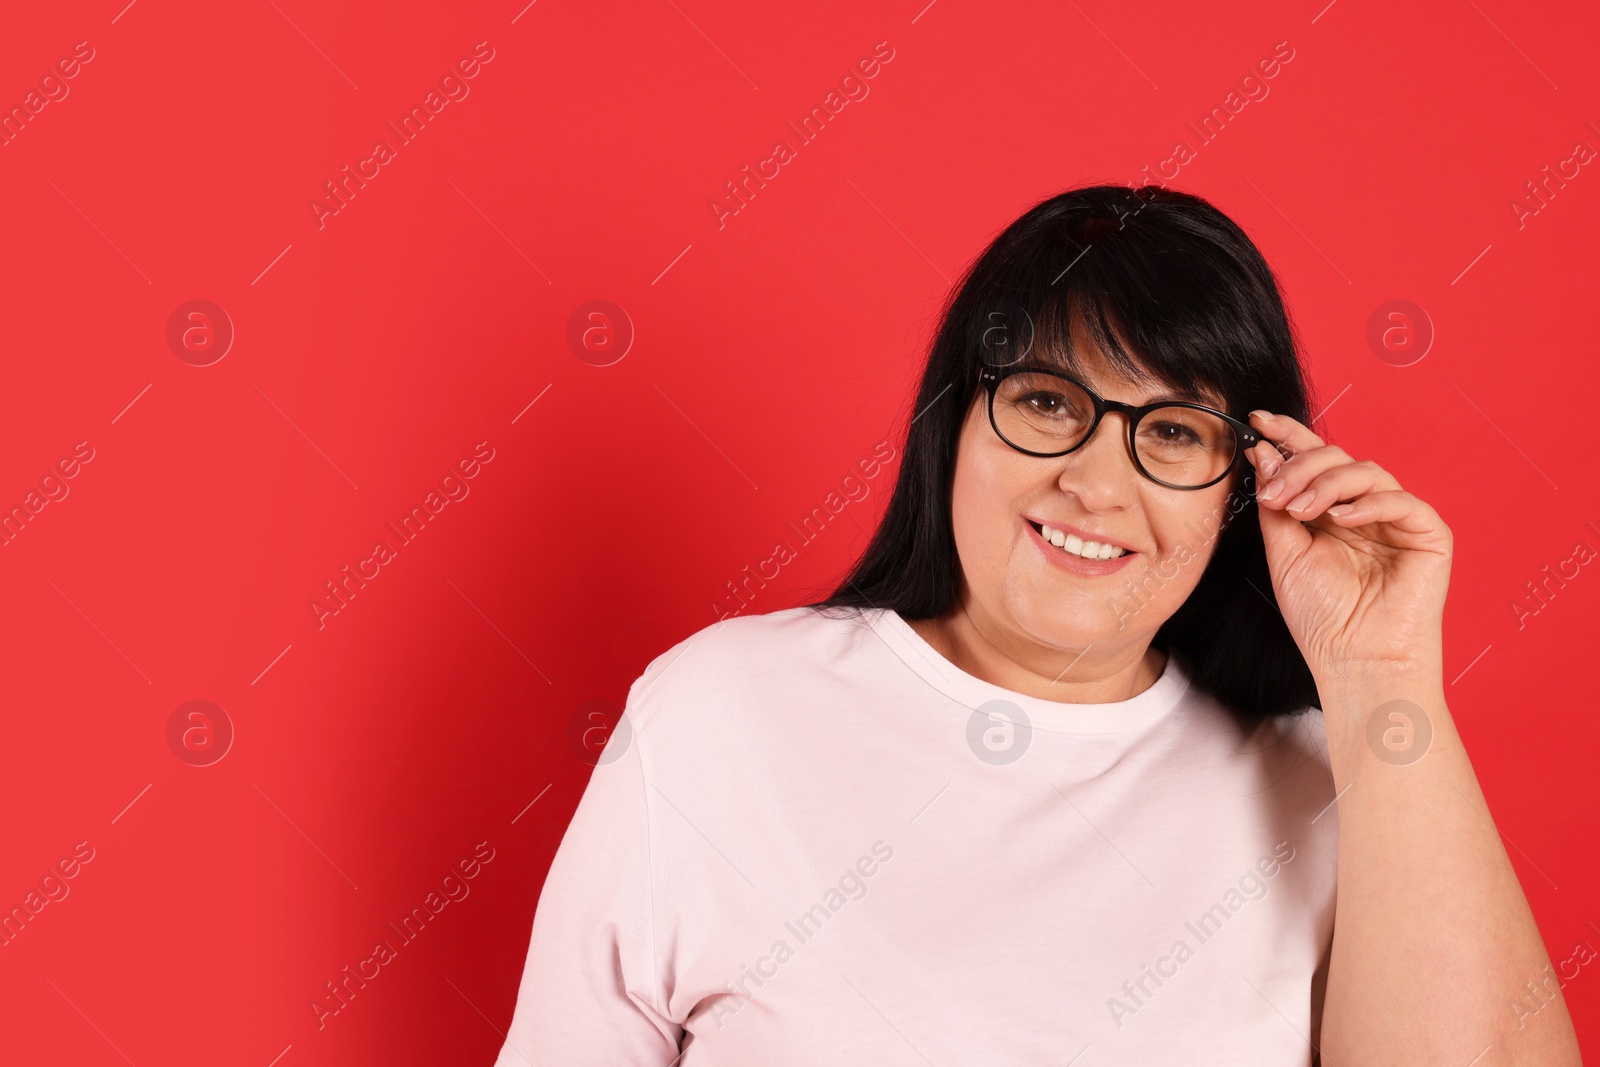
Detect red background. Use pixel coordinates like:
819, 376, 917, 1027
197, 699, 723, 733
2, 0, 1596, 1063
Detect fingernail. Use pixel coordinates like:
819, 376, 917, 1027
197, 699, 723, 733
1327, 504, 1353, 516
1259, 479, 1283, 501
1286, 490, 1316, 512
1250, 410, 1274, 422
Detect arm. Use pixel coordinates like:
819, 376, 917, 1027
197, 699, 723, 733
1242, 408, 1581, 1066
1315, 659, 1580, 1065
494, 710, 683, 1066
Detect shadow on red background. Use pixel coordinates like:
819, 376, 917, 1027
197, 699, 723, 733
1, 0, 1596, 1063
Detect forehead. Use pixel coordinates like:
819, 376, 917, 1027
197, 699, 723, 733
1042, 340, 1227, 409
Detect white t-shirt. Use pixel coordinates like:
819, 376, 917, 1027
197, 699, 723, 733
495, 605, 1338, 1066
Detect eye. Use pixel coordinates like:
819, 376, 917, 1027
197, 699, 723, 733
1146, 420, 1202, 444
1021, 390, 1071, 416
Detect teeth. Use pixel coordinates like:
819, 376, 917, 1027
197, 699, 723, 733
1041, 524, 1126, 560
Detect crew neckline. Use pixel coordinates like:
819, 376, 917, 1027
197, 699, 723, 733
867, 607, 1192, 735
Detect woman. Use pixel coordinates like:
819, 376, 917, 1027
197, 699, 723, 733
494, 185, 1580, 1064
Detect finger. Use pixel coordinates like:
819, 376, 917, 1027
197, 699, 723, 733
1247, 438, 1347, 483
1247, 440, 1353, 501
1324, 489, 1452, 544
1255, 466, 1315, 568
1260, 457, 1404, 519
1249, 410, 1326, 458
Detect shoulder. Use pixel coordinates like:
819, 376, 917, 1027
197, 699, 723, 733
622, 605, 872, 733
1178, 664, 1331, 773
1268, 703, 1333, 777
1238, 699, 1333, 772
1182, 694, 1341, 879
1232, 702, 1338, 820
1173, 676, 1335, 797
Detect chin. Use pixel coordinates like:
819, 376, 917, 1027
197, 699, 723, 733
1012, 597, 1115, 648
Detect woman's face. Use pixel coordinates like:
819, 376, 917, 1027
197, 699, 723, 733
948, 339, 1242, 660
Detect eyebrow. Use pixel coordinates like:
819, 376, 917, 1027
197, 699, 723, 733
1163, 384, 1222, 406
1015, 361, 1223, 408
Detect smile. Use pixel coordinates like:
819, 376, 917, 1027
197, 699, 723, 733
1030, 521, 1128, 559
1026, 519, 1138, 574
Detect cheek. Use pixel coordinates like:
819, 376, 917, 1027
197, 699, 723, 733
950, 446, 1003, 548
1147, 493, 1232, 581
949, 420, 1026, 561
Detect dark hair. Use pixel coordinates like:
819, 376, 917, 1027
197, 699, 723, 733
805, 184, 1323, 731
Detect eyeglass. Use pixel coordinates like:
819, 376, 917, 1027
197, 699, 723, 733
977, 362, 1261, 490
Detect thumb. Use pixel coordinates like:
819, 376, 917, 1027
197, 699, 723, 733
1256, 486, 1312, 576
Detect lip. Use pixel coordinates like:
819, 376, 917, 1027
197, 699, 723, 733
1025, 518, 1138, 576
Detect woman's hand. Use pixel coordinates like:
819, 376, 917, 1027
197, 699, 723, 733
1247, 412, 1583, 1067
1244, 410, 1453, 679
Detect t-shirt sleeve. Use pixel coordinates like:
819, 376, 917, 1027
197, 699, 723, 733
494, 688, 682, 1065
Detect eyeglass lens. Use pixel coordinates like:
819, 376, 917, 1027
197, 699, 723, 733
992, 371, 1238, 488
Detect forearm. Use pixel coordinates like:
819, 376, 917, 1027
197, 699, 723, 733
1315, 660, 1581, 1066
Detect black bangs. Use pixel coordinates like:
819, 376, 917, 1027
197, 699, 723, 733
807, 183, 1323, 731
964, 186, 1284, 413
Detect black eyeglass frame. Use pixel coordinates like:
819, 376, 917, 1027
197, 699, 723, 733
976, 362, 1263, 491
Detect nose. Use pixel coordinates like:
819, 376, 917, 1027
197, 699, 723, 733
1055, 411, 1141, 505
